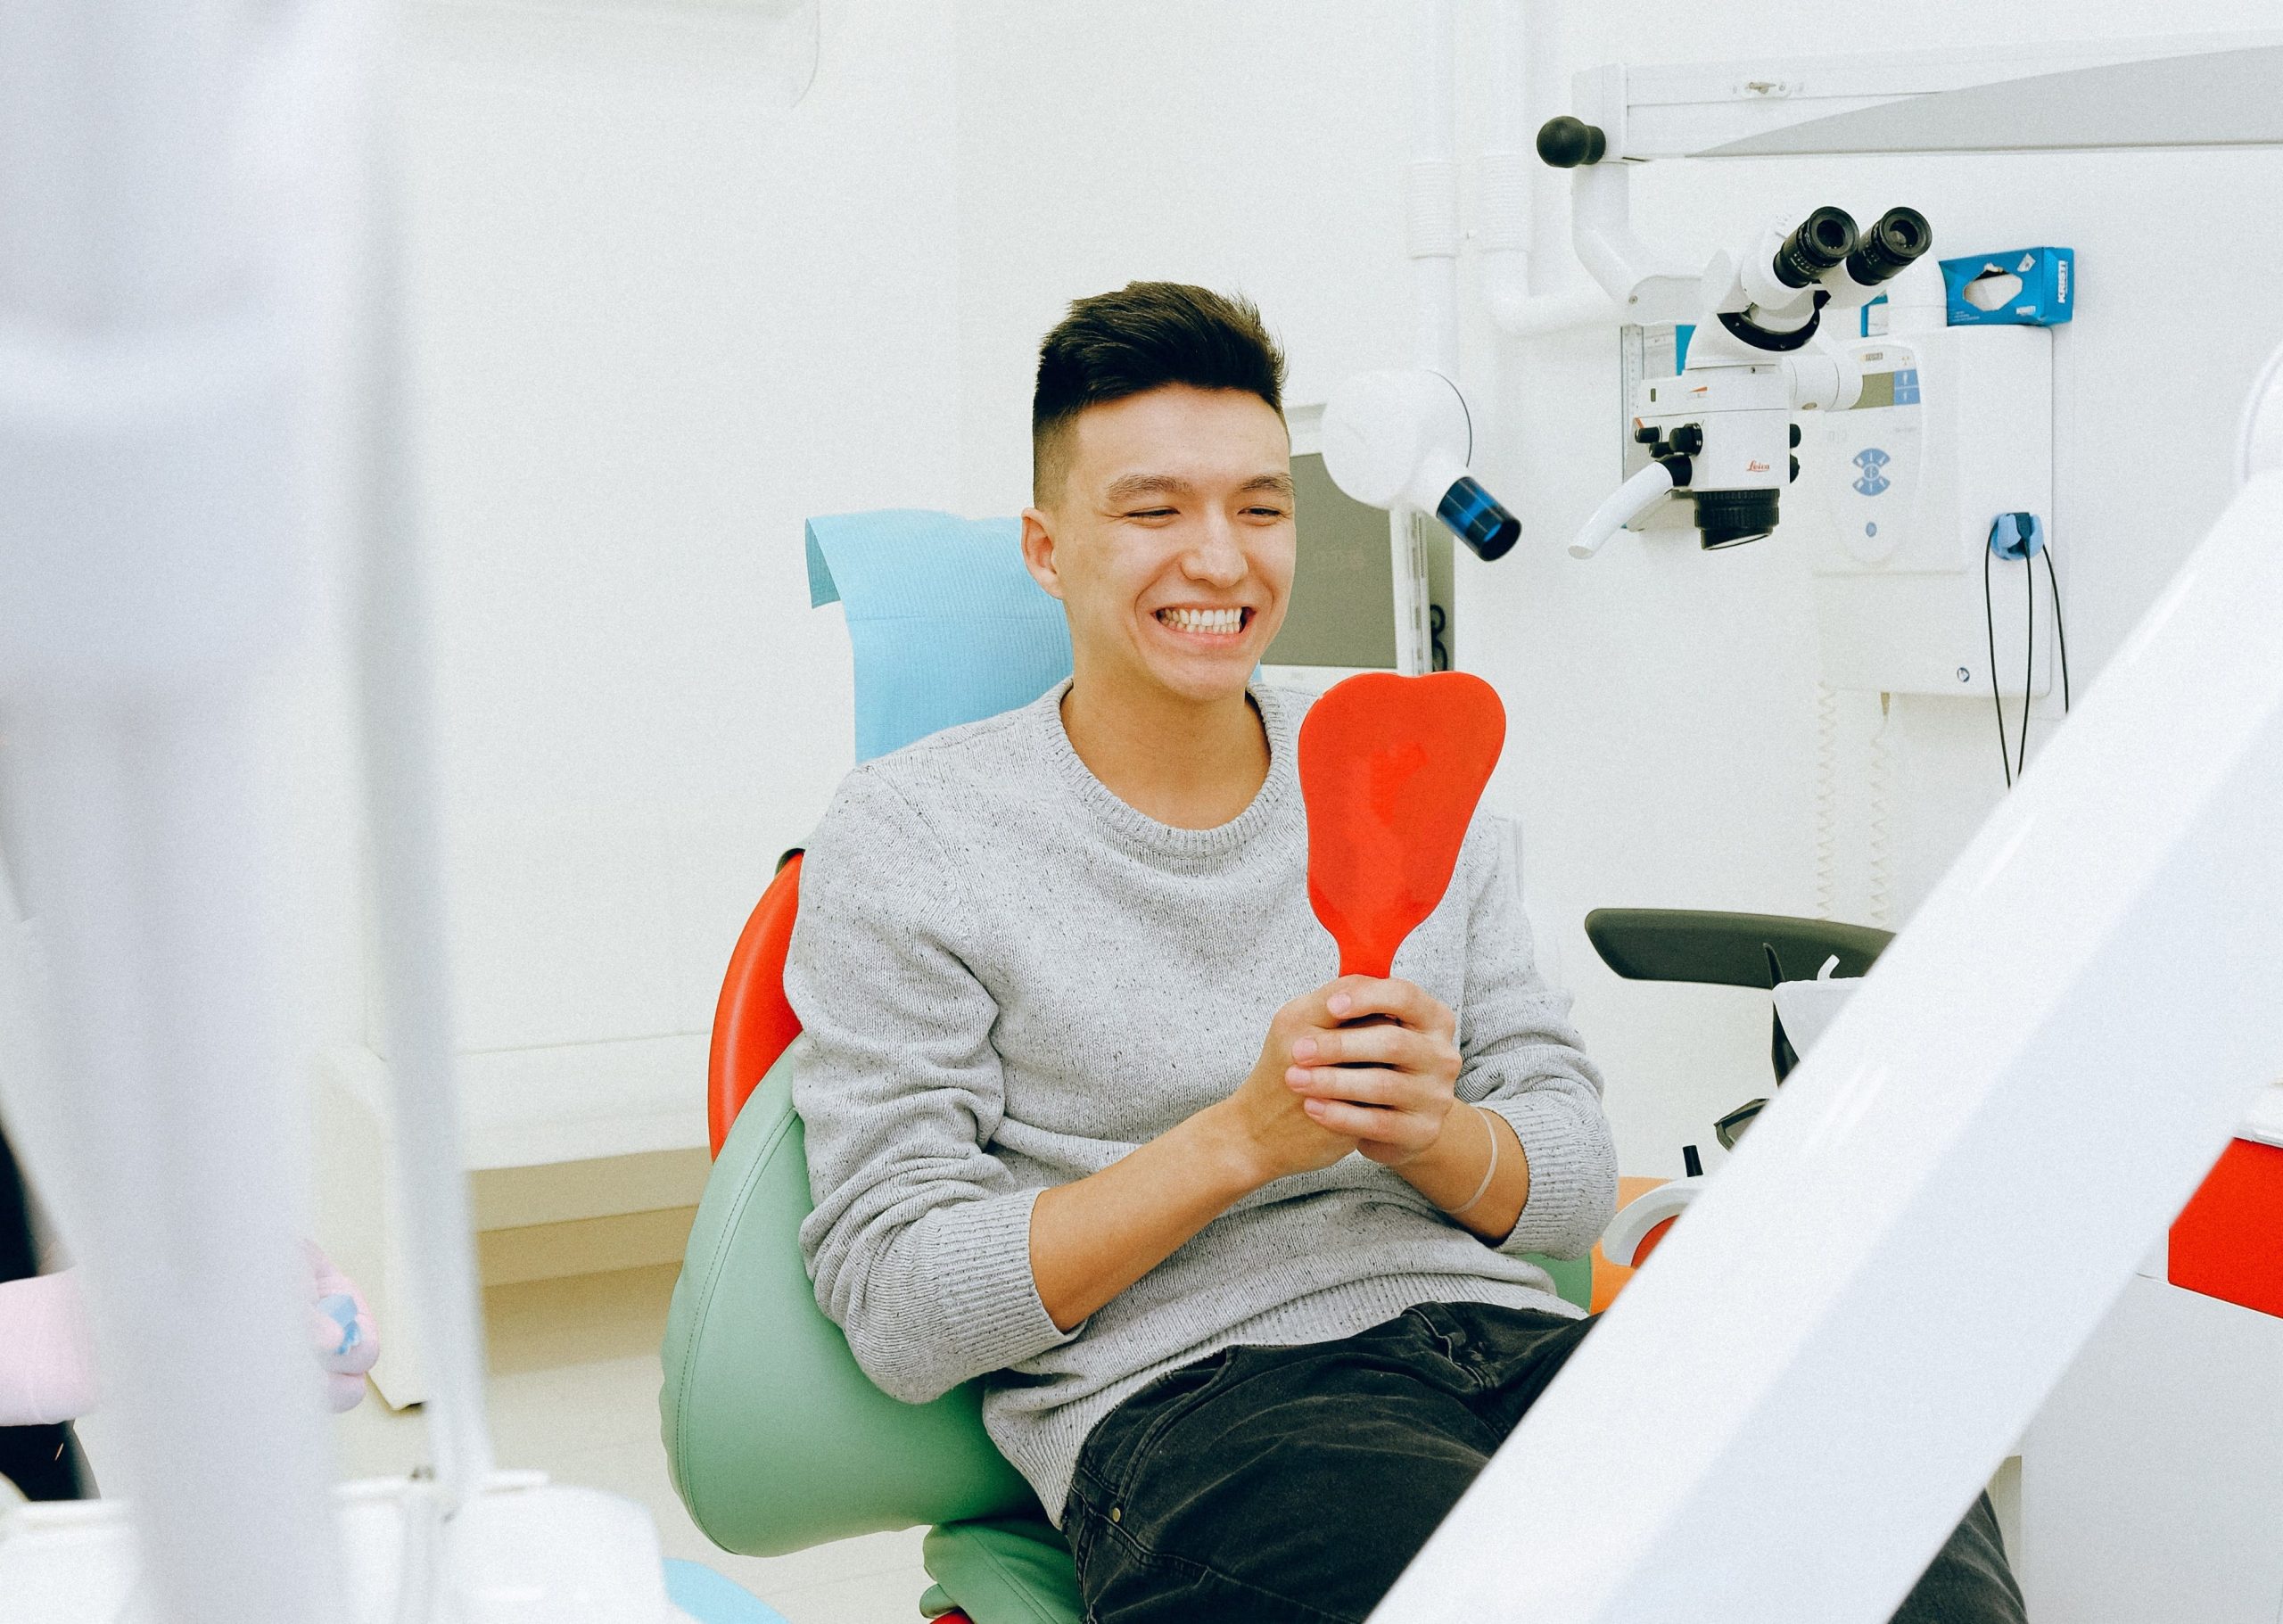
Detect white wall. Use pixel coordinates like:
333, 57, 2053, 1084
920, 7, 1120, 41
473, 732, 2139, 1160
375, 0, 961, 1160
953, 0, 1420, 512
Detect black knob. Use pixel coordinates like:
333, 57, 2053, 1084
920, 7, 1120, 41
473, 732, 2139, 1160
1634, 424, 1661, 445
1537, 116, 1607, 169
1789, 454, 1801, 483
1669, 423, 1704, 456
1789, 423, 1801, 448
1655, 452, 1694, 489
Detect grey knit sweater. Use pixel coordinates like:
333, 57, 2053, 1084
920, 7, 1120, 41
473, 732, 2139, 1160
787, 680, 1618, 1523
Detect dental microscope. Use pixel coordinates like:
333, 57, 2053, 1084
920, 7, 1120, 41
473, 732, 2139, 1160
1545, 111, 1934, 557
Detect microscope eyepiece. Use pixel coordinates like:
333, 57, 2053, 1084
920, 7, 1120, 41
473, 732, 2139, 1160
1845, 207, 1933, 286
1772, 206, 1859, 289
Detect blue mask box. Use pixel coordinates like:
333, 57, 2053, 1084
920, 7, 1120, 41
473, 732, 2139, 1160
1941, 248, 2073, 326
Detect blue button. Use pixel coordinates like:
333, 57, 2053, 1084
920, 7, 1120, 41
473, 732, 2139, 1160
1866, 522, 1878, 537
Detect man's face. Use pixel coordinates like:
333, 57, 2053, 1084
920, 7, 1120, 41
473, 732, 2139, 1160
1022, 384, 1296, 707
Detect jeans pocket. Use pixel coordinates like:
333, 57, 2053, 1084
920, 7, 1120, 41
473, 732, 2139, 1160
1077, 1348, 1240, 1533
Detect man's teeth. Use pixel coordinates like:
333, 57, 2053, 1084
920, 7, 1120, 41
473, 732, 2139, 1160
1160, 607, 1244, 635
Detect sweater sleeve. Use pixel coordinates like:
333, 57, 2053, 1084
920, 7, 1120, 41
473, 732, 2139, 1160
787, 770, 1075, 1404
1451, 818, 1620, 1260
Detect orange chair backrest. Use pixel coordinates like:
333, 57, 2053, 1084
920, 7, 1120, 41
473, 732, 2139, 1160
708, 853, 806, 1158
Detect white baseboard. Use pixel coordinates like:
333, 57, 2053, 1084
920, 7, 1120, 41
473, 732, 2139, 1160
313, 1042, 714, 1406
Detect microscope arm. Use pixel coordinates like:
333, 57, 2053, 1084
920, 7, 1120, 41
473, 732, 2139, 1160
1568, 164, 1702, 326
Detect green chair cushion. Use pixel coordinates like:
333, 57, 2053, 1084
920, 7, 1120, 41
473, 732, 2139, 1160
921, 1518, 1084, 1624
1536, 1248, 1592, 1314
661, 1043, 1039, 1556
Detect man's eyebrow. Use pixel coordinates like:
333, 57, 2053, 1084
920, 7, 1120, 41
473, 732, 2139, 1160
1103, 474, 1195, 505
1101, 472, 1295, 505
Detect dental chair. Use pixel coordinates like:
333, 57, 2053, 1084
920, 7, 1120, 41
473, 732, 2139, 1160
660, 848, 1597, 1624
657, 510, 1883, 1623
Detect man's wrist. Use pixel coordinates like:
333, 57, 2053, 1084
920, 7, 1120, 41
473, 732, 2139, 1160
1185, 1101, 1278, 1201
1396, 1103, 1491, 1203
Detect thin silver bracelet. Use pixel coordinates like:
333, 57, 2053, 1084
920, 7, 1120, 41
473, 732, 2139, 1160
1437, 1106, 1501, 1217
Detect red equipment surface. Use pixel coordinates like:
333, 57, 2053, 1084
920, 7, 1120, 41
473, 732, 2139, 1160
2168, 1135, 2283, 1320
1297, 672, 1508, 977
707, 853, 805, 1158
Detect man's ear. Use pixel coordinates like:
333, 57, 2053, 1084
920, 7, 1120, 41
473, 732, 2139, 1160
1019, 508, 1066, 600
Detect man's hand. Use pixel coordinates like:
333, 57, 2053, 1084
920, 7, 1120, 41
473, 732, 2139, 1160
1208, 981, 1374, 1183
1277, 977, 1463, 1167
1032, 975, 1519, 1331
1034, 980, 1366, 1330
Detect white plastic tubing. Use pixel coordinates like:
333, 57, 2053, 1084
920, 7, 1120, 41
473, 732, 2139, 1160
1410, 0, 1463, 374
1407, 0, 1615, 365
1479, 0, 1617, 337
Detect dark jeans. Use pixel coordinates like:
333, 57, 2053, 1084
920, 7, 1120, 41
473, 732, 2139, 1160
1064, 1301, 2025, 1624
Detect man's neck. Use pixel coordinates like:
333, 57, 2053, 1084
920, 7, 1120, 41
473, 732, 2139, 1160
1059, 671, 1270, 831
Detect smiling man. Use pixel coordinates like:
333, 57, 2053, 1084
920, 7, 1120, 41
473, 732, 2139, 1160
787, 283, 2023, 1623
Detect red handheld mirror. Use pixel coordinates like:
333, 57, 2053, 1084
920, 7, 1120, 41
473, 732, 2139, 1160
1297, 671, 1507, 978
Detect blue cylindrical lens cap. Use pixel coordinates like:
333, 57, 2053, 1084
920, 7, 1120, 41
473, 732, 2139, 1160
1438, 475, 1521, 561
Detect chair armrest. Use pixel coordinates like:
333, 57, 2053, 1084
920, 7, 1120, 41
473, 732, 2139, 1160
1583, 909, 1892, 988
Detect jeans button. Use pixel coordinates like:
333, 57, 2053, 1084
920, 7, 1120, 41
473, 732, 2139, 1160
1109, 1507, 1122, 1523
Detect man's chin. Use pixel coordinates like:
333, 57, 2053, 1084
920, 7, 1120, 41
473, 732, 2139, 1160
1142, 656, 1257, 706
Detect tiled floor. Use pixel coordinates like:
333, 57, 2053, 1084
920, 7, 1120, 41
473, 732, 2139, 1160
333, 1263, 932, 1623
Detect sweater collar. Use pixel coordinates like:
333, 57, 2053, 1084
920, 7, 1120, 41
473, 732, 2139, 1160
1031, 678, 1302, 863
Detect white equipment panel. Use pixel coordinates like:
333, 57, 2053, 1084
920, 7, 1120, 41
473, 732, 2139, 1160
1809, 326, 2054, 697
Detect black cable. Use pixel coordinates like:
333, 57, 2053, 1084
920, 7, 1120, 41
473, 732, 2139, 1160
2018, 542, 2034, 780
1983, 540, 2013, 788
2043, 544, 2071, 712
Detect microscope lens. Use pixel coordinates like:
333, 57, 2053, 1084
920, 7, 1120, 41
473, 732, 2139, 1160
1694, 489, 1781, 549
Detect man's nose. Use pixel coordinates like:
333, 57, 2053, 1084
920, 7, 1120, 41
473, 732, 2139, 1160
1183, 515, 1247, 586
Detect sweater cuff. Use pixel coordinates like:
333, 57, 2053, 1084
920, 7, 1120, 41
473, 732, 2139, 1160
918, 1186, 1076, 1371
1484, 1093, 1616, 1259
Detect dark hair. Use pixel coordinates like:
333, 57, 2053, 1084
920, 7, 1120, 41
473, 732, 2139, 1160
1032, 282, 1287, 503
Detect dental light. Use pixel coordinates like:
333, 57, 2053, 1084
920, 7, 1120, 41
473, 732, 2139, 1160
1567, 196, 1934, 558
1320, 369, 1522, 561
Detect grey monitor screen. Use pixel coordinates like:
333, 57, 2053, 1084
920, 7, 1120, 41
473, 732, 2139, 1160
1265, 450, 1399, 670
